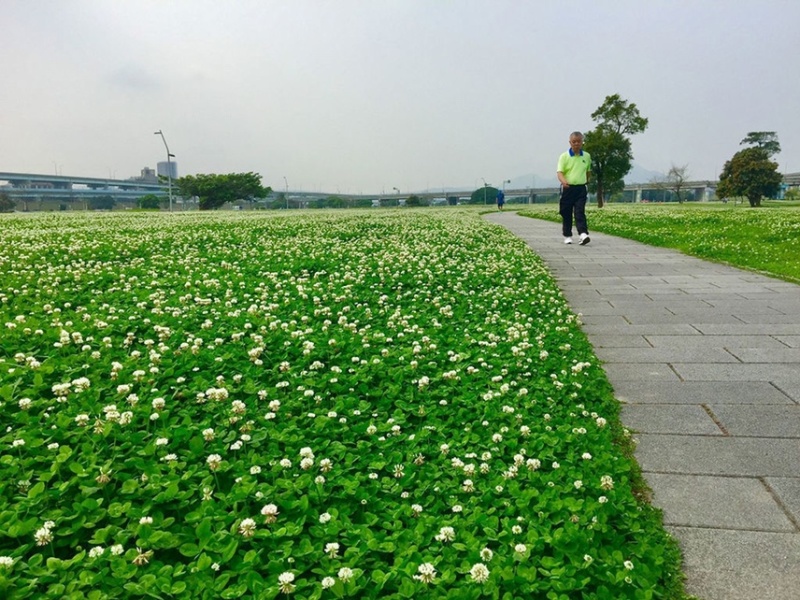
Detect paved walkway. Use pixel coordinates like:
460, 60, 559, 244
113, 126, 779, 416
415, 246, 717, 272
485, 212, 800, 600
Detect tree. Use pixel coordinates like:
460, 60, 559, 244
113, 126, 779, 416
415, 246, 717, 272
175, 172, 269, 211
716, 147, 782, 207
88, 195, 116, 210
0, 191, 15, 213
591, 93, 649, 137
406, 194, 421, 207
469, 186, 499, 205
653, 164, 690, 203
586, 94, 649, 207
137, 194, 162, 209
584, 127, 631, 207
740, 131, 780, 157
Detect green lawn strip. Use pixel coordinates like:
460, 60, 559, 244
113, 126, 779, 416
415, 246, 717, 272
517, 202, 800, 283
1, 210, 688, 598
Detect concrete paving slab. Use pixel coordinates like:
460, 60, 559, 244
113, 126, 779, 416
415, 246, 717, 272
644, 335, 789, 350
772, 381, 800, 403
580, 322, 703, 335
764, 477, 800, 525
646, 473, 795, 531
708, 405, 800, 438
596, 346, 739, 364
668, 527, 800, 600
589, 334, 651, 348
734, 313, 800, 324
602, 363, 681, 381
613, 381, 796, 405
774, 335, 800, 348
693, 323, 800, 335
634, 434, 800, 477
672, 362, 800, 382
622, 405, 722, 435
725, 347, 800, 363
614, 312, 748, 325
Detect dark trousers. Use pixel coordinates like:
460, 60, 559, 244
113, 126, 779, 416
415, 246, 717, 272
559, 184, 588, 237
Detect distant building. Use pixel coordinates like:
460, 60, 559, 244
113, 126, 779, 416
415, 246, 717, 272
128, 167, 159, 184
157, 161, 178, 179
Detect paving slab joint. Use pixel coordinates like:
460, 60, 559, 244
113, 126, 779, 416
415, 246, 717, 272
770, 381, 799, 405
761, 478, 800, 532
701, 404, 730, 436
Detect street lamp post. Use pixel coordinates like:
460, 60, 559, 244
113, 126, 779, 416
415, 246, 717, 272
154, 130, 174, 211
283, 176, 288, 209
481, 177, 489, 204
393, 187, 400, 207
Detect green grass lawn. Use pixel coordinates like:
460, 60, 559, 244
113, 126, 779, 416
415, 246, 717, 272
517, 202, 800, 283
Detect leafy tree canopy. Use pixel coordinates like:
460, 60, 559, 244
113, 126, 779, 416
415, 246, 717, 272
591, 93, 649, 136
584, 127, 632, 207
175, 172, 269, 211
585, 94, 648, 207
0, 191, 15, 213
717, 147, 782, 207
137, 194, 162, 210
740, 131, 781, 157
469, 186, 499, 205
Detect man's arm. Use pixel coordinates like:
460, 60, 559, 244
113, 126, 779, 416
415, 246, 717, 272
557, 171, 569, 187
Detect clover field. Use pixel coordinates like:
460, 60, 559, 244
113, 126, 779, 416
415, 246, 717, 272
0, 210, 683, 599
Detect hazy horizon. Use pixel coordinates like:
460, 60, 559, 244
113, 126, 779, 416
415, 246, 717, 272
2, 1, 798, 194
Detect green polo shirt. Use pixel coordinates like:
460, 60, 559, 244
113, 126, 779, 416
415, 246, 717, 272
557, 150, 591, 185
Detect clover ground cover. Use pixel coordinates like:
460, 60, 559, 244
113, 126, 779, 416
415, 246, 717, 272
0, 210, 683, 599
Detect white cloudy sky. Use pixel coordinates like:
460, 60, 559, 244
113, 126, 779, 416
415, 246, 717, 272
2, 0, 798, 193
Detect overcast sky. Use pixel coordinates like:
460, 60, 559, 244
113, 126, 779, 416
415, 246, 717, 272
2, 0, 798, 193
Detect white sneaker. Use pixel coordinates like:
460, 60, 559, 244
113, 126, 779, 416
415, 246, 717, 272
564, 237, 573, 244
579, 233, 590, 245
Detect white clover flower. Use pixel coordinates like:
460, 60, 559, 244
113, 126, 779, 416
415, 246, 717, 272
392, 464, 404, 478
574, 480, 583, 489
18, 398, 32, 410
207, 454, 222, 470
599, 495, 608, 504
89, 546, 105, 558
261, 504, 279, 523
278, 571, 296, 593
413, 562, 437, 584
469, 563, 490, 583
624, 560, 634, 570
434, 526, 455, 543
324, 542, 340, 558
202, 428, 215, 441
514, 543, 527, 554
34, 527, 53, 546
155, 438, 168, 446
0, 556, 14, 568
480, 547, 493, 562
239, 518, 257, 538
511, 525, 522, 535
337, 567, 353, 582
280, 458, 292, 469
411, 504, 423, 516
601, 475, 614, 490
319, 512, 332, 524
139, 516, 153, 525
110, 544, 124, 556
321, 576, 335, 589
250, 465, 261, 475
582, 452, 593, 460
596, 417, 607, 428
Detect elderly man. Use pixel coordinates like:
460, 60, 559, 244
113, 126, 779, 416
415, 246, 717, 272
556, 131, 591, 245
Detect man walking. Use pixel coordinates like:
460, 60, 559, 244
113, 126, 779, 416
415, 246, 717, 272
557, 131, 591, 245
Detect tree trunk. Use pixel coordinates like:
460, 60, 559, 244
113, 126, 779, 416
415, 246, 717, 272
596, 182, 605, 208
